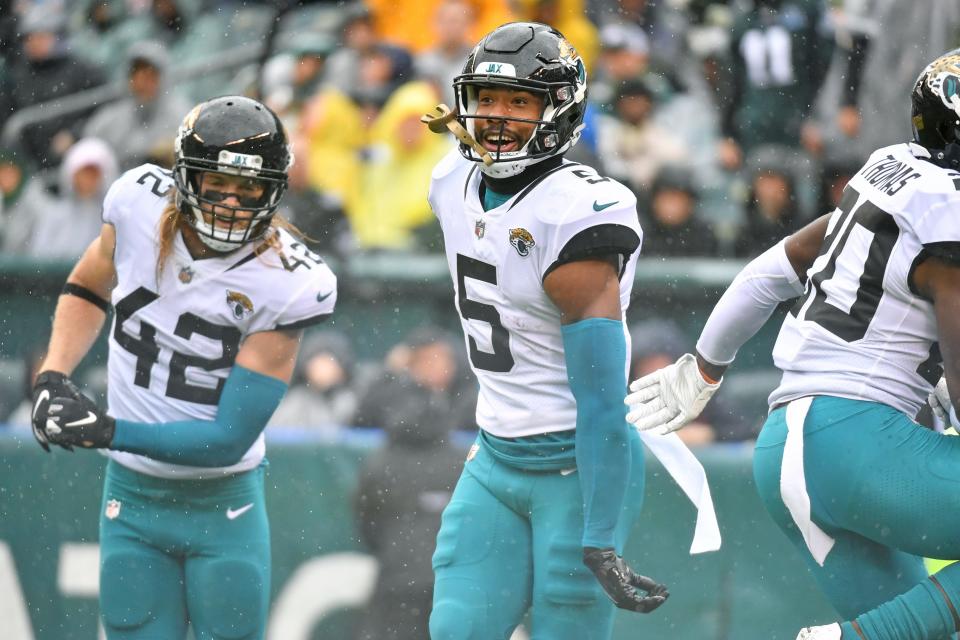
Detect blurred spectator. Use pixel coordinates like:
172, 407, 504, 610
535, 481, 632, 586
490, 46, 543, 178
588, 0, 683, 66
415, 0, 477, 107
268, 331, 359, 434
111, 0, 232, 101
513, 0, 599, 72
590, 21, 650, 109
67, 0, 134, 73
353, 366, 464, 640
0, 147, 56, 253
638, 167, 718, 257
596, 79, 690, 194
366, 0, 514, 54
324, 7, 414, 110
734, 150, 802, 258
299, 85, 366, 226
814, 0, 960, 166
353, 327, 463, 430
716, 0, 834, 171
277, 138, 354, 259
83, 41, 190, 171
354, 82, 452, 251
4, 6, 108, 170
9, 137, 118, 260
630, 318, 754, 443
263, 32, 336, 131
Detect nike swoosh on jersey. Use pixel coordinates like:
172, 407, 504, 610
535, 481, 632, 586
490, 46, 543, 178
33, 389, 49, 419
227, 503, 254, 520
592, 200, 619, 211
65, 412, 97, 427
560, 467, 577, 476
316, 290, 333, 303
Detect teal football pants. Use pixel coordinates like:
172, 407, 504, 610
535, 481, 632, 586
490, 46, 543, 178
430, 429, 646, 640
98, 460, 271, 640
753, 396, 960, 633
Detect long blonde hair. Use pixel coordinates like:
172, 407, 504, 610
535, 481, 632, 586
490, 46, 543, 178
155, 196, 307, 283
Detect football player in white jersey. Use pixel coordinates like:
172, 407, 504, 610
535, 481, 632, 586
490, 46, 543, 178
29, 96, 337, 639
426, 23, 668, 640
626, 49, 960, 640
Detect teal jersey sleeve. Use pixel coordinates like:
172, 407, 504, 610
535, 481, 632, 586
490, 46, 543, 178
110, 365, 287, 467
562, 318, 632, 549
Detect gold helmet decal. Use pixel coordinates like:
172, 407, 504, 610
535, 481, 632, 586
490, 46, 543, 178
925, 53, 960, 109
509, 227, 536, 257
226, 290, 254, 320
558, 38, 578, 64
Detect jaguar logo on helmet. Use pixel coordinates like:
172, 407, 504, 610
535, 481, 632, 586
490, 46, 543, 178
226, 290, 254, 320
912, 49, 960, 153
509, 227, 536, 257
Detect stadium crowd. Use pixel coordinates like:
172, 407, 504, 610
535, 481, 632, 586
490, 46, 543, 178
0, 0, 958, 446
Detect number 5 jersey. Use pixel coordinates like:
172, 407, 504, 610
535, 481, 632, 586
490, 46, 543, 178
103, 164, 338, 479
770, 142, 960, 419
428, 149, 642, 437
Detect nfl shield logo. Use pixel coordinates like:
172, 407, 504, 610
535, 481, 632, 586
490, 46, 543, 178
105, 499, 121, 520
474, 219, 486, 239
178, 265, 194, 283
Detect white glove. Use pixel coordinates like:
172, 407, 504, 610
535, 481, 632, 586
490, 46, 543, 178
625, 353, 722, 435
928, 376, 959, 430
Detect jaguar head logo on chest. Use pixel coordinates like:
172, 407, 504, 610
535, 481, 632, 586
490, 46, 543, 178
509, 227, 536, 257
226, 290, 254, 320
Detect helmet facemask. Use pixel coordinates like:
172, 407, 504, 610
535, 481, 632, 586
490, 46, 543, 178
455, 78, 583, 177
453, 23, 588, 178
174, 152, 289, 252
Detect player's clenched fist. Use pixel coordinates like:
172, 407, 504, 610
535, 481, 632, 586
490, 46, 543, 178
583, 547, 669, 613
31, 371, 114, 450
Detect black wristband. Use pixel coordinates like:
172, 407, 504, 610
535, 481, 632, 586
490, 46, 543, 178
62, 282, 111, 313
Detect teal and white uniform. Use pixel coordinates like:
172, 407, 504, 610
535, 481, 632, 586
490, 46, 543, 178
752, 142, 960, 636
97, 164, 336, 639
427, 148, 645, 639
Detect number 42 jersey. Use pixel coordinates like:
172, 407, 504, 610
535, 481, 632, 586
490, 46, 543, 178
103, 164, 338, 479
770, 143, 960, 419
429, 150, 642, 437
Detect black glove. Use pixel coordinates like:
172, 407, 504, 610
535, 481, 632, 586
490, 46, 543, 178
32, 371, 79, 452
31, 371, 115, 450
583, 546, 669, 613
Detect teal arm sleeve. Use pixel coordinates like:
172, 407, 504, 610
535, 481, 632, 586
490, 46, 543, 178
110, 365, 288, 467
562, 318, 633, 549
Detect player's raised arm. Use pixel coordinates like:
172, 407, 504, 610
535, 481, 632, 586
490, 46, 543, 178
544, 257, 668, 613
626, 214, 830, 434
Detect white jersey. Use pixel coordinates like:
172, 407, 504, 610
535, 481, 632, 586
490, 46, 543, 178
102, 164, 338, 479
429, 150, 643, 437
770, 143, 960, 418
